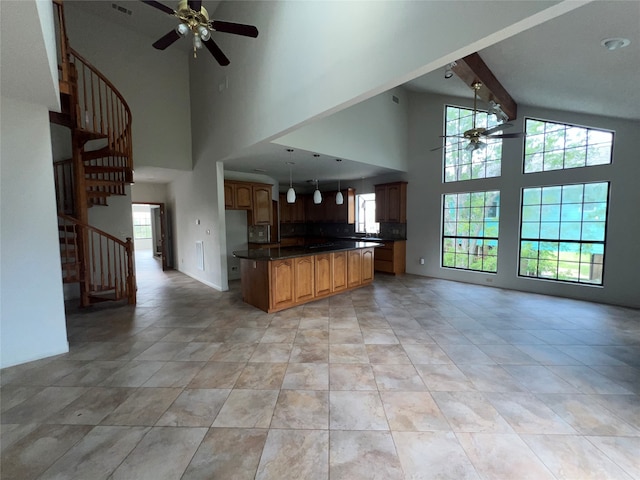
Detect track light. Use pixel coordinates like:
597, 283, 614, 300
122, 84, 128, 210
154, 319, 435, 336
444, 61, 456, 79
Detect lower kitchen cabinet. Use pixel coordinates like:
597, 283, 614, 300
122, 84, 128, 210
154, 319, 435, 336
294, 256, 315, 302
332, 251, 348, 293
374, 240, 406, 275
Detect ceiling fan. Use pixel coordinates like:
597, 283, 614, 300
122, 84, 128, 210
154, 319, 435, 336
434, 82, 524, 152
141, 0, 258, 65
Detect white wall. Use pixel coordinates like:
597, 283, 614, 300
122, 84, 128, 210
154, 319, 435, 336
1, 97, 69, 367
131, 182, 168, 204
406, 91, 640, 308
190, 0, 572, 165
64, 4, 193, 172
168, 161, 226, 290
274, 87, 410, 172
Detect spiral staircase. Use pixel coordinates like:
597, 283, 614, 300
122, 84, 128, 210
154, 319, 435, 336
50, 0, 136, 307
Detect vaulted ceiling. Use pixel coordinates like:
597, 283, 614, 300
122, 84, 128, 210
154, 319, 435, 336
71, 1, 639, 186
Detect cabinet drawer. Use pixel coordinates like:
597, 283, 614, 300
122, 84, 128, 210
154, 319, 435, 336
374, 259, 394, 273
374, 246, 394, 262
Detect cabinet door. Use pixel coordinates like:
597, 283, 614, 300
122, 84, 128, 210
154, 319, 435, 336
332, 252, 348, 292
279, 194, 292, 224
315, 254, 333, 297
224, 182, 234, 208
387, 184, 402, 222
235, 184, 253, 209
270, 259, 295, 310
252, 185, 272, 225
362, 248, 374, 283
375, 185, 387, 222
347, 249, 362, 288
294, 256, 315, 303
294, 196, 306, 223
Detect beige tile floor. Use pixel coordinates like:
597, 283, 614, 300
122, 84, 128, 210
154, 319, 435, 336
2, 252, 639, 479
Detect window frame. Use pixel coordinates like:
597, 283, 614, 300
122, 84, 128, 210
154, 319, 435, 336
522, 117, 615, 174
442, 104, 504, 183
441, 189, 500, 274
518, 181, 610, 286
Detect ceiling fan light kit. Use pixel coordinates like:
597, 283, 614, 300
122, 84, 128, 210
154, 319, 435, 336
436, 81, 525, 153
142, 0, 259, 64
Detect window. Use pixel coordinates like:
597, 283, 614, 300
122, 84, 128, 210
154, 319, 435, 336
443, 105, 502, 182
442, 190, 500, 273
132, 210, 152, 239
356, 193, 379, 234
524, 118, 613, 173
519, 182, 609, 284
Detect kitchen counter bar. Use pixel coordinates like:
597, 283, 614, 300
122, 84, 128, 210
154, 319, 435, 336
233, 242, 380, 313
233, 240, 382, 261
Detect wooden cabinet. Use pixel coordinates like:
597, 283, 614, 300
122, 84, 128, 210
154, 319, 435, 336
269, 259, 295, 310
315, 254, 332, 297
304, 188, 355, 224
374, 240, 406, 275
279, 194, 306, 224
362, 248, 375, 283
347, 249, 362, 288
224, 181, 272, 225
240, 247, 376, 313
332, 251, 348, 292
225, 181, 253, 210
375, 182, 407, 223
294, 256, 315, 302
252, 184, 272, 225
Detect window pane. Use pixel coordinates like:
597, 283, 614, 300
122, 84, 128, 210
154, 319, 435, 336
518, 182, 609, 285
524, 118, 613, 173
441, 190, 500, 274
443, 105, 503, 182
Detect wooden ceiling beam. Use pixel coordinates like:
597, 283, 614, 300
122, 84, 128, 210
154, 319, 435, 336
450, 52, 517, 121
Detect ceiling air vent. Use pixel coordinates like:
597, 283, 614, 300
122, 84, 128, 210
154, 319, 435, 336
111, 3, 132, 15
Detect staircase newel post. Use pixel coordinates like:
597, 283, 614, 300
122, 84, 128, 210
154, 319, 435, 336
125, 237, 137, 305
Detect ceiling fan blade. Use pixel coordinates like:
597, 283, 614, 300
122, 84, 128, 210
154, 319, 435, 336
482, 123, 513, 136
188, 0, 202, 11
488, 132, 526, 139
152, 29, 181, 50
204, 39, 230, 66
140, 0, 175, 15
439, 135, 465, 138
211, 20, 259, 38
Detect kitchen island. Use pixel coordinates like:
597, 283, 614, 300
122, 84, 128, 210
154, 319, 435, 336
233, 241, 380, 313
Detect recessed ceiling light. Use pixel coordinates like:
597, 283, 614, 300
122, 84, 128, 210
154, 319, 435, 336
601, 37, 631, 51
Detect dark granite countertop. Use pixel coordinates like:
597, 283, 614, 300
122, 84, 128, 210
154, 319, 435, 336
233, 240, 382, 261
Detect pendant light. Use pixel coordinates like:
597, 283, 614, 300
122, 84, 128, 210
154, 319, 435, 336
313, 180, 322, 204
335, 158, 343, 205
336, 179, 344, 205
285, 149, 296, 203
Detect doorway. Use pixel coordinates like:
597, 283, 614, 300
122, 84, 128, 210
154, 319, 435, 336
132, 202, 170, 271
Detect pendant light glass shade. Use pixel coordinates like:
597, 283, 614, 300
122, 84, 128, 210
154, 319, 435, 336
313, 180, 322, 204
335, 179, 343, 205
286, 150, 296, 203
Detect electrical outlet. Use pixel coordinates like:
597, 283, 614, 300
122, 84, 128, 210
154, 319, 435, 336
231, 266, 238, 272
419, 258, 425, 265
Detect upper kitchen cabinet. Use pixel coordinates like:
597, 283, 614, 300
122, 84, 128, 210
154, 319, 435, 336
280, 193, 306, 224
225, 180, 273, 225
305, 188, 356, 224
375, 182, 407, 223
225, 181, 253, 210
252, 184, 273, 225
